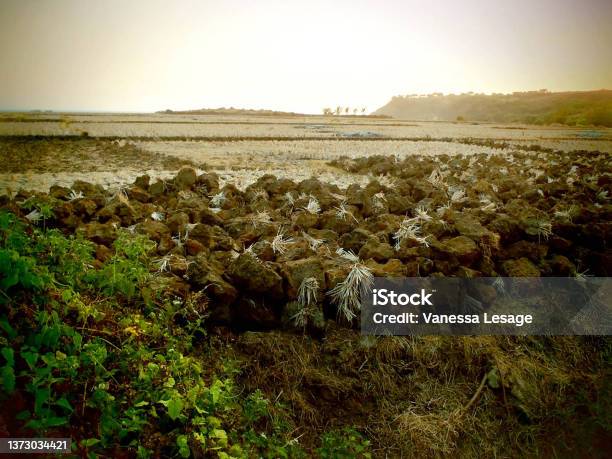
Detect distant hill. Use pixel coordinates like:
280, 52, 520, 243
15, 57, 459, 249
157, 107, 308, 117
373, 90, 612, 127
157, 107, 388, 119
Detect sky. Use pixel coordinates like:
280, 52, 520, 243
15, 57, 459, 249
0, 0, 611, 114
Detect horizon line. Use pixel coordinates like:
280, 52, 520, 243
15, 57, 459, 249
1, 88, 610, 115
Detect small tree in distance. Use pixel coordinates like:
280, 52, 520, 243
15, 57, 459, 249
325, 106, 369, 116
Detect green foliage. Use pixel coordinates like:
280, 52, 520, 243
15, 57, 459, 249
317, 427, 371, 459
21, 196, 56, 219
32, 228, 94, 288
0, 212, 317, 458
0, 211, 97, 296
0, 212, 47, 296
243, 389, 270, 424
16, 309, 83, 431
1, 347, 15, 392
95, 230, 154, 298
21, 196, 57, 230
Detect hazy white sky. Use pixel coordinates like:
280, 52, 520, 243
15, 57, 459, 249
1, 0, 611, 113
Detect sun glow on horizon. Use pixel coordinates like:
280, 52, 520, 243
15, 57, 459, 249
1, 0, 611, 114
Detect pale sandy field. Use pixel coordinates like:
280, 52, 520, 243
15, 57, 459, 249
1, 112, 611, 194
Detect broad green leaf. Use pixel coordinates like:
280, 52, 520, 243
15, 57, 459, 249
176, 435, 190, 458
45, 416, 68, 427
22, 351, 39, 369
72, 332, 82, 349
0, 270, 18, 289
42, 326, 61, 348
24, 419, 43, 430
210, 380, 223, 404
34, 387, 51, 414
61, 289, 73, 302
0, 316, 16, 339
1, 366, 15, 392
210, 429, 227, 440
80, 438, 101, 448
1, 347, 14, 366
56, 397, 73, 412
166, 396, 183, 421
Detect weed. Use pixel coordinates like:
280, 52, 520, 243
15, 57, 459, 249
596, 189, 609, 202
302, 232, 325, 252
150, 211, 165, 221
393, 218, 430, 249
336, 247, 359, 263
210, 190, 226, 207
436, 201, 452, 217
21, 196, 55, 228
291, 277, 321, 329
553, 206, 576, 222
96, 230, 154, 298
328, 253, 373, 322
427, 168, 446, 188
317, 427, 371, 459
68, 190, 84, 201
535, 220, 552, 243
334, 201, 358, 222
251, 210, 272, 228
153, 255, 172, 273
372, 192, 387, 212
271, 228, 293, 254
414, 205, 432, 222
243, 244, 262, 263
172, 231, 187, 249
25, 209, 43, 223
284, 191, 295, 206
448, 186, 467, 203
303, 196, 321, 214
376, 175, 396, 189
298, 277, 319, 308
251, 189, 268, 201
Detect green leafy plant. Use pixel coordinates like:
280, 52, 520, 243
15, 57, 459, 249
0, 211, 357, 458
0, 347, 15, 392
0, 212, 46, 297
317, 427, 371, 459
95, 230, 154, 298
21, 196, 57, 229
